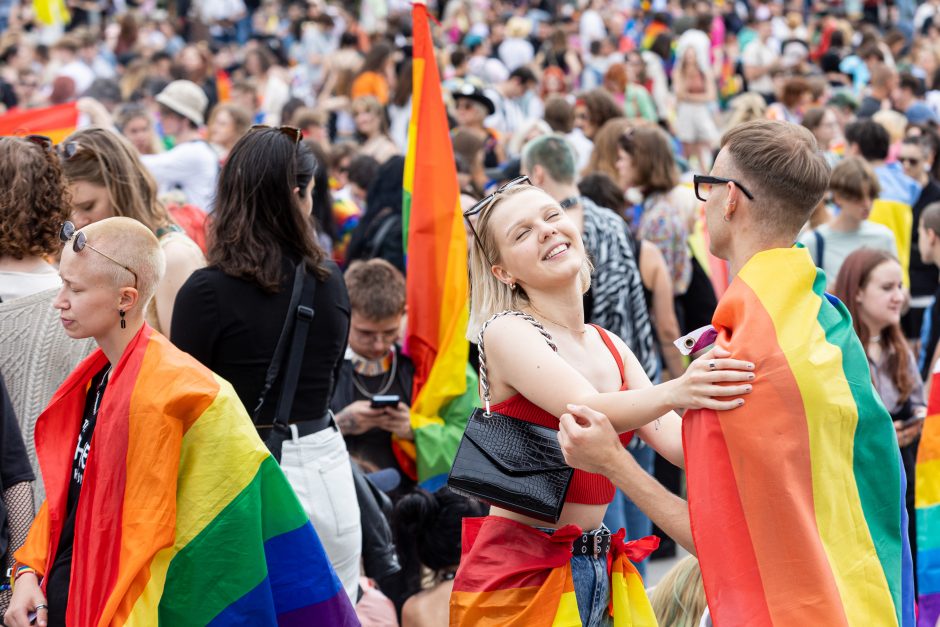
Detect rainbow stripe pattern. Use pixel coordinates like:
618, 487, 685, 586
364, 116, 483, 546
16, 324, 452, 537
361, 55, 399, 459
0, 102, 78, 144
683, 247, 914, 626
918, 362, 940, 625
16, 326, 358, 626
400, 1, 478, 489
450, 516, 657, 626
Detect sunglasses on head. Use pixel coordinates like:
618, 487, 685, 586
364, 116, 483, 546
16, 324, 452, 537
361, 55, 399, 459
463, 175, 533, 265
57, 141, 82, 160
250, 125, 303, 144
59, 221, 138, 289
24, 135, 53, 152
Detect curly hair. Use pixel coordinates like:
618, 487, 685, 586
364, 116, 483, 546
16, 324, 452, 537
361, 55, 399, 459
0, 137, 70, 259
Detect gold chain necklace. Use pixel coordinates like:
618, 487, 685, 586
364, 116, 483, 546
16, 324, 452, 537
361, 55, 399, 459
529, 307, 586, 334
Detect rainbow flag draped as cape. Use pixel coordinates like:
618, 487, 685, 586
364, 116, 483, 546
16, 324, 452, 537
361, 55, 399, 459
450, 516, 658, 626
16, 326, 358, 626
400, 1, 478, 490
0, 102, 78, 144
918, 363, 940, 625
683, 247, 914, 626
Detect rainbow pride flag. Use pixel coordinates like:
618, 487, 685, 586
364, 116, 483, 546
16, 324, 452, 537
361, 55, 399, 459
16, 326, 358, 626
400, 1, 478, 489
918, 363, 940, 625
0, 102, 78, 144
683, 247, 914, 626
450, 516, 658, 626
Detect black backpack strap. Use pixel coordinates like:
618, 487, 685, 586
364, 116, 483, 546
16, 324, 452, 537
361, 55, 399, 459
253, 263, 305, 422
271, 266, 318, 428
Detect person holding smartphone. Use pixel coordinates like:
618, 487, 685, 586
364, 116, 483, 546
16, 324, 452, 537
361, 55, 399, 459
832, 248, 925, 572
331, 259, 416, 492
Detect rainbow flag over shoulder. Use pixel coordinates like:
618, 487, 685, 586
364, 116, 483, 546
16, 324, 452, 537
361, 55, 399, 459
918, 363, 940, 625
683, 247, 914, 626
450, 516, 658, 626
400, 0, 478, 490
0, 102, 78, 144
16, 326, 358, 626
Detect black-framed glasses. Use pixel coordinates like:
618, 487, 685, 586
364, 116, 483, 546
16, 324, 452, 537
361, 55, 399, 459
250, 124, 303, 144
693, 174, 755, 203
59, 221, 138, 289
463, 175, 533, 265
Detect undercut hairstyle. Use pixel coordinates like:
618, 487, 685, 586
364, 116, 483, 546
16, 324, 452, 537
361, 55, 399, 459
829, 157, 881, 202
209, 128, 329, 292
81, 216, 166, 306
0, 137, 70, 259
61, 127, 174, 234
921, 201, 940, 237
521, 134, 577, 185
845, 119, 890, 161
344, 258, 406, 320
720, 120, 831, 237
619, 126, 680, 194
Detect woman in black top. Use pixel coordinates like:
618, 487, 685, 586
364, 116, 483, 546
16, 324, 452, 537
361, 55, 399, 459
170, 127, 362, 602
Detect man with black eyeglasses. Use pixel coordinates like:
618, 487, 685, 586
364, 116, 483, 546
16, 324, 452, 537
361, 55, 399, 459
560, 120, 914, 626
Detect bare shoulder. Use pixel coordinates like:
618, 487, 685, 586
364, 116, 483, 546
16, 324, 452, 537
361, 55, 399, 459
161, 237, 206, 273
480, 313, 552, 350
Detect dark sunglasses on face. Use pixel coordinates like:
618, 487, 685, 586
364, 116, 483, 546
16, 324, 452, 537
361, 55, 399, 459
250, 124, 303, 144
899, 156, 922, 166
463, 175, 533, 265
59, 221, 138, 289
693, 174, 756, 203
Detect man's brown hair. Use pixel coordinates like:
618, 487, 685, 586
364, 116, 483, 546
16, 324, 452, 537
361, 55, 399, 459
721, 119, 831, 236
829, 156, 881, 202
345, 259, 406, 321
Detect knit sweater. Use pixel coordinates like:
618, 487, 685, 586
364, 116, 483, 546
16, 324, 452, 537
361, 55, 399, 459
0, 288, 95, 504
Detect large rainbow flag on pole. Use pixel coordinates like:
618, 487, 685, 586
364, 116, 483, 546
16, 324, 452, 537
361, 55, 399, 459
918, 363, 940, 625
0, 102, 78, 144
400, 0, 477, 490
683, 247, 914, 626
15, 326, 358, 626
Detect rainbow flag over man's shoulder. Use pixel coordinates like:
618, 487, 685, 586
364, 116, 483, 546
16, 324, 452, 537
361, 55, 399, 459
918, 364, 940, 625
15, 326, 358, 626
0, 102, 78, 144
400, 0, 477, 490
683, 247, 914, 626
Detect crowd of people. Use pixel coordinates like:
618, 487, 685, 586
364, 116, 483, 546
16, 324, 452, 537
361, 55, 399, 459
0, 0, 937, 624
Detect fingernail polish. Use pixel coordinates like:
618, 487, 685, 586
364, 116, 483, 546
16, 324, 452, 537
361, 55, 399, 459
738, 399, 745, 406
746, 385, 752, 392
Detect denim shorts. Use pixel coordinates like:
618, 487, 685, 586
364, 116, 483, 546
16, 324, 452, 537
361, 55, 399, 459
538, 526, 613, 627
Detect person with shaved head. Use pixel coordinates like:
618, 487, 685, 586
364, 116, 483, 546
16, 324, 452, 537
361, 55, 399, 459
5, 217, 356, 627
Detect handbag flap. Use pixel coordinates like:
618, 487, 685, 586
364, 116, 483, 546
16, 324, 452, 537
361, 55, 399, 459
462, 409, 571, 474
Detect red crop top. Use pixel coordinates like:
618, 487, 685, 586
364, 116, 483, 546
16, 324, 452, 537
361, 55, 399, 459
488, 324, 634, 505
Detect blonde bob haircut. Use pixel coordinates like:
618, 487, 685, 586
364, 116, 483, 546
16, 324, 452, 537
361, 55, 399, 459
466, 185, 592, 341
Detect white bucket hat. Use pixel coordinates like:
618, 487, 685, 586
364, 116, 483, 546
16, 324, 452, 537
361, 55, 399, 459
155, 80, 208, 127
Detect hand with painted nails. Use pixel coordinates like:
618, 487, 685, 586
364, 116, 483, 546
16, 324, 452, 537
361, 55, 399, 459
667, 346, 755, 411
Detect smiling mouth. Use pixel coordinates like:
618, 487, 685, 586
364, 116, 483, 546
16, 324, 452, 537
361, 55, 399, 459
543, 243, 570, 260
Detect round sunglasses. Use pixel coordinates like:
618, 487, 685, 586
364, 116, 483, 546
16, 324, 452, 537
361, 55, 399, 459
59, 221, 138, 288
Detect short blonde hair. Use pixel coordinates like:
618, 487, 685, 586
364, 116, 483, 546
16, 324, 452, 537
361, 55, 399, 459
466, 186, 592, 341
872, 109, 907, 144
829, 156, 881, 201
80, 217, 166, 308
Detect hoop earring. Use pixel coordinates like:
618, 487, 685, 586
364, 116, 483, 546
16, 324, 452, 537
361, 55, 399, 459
119, 309, 126, 329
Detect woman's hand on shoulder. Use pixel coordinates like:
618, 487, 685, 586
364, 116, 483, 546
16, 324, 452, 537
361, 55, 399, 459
668, 347, 755, 411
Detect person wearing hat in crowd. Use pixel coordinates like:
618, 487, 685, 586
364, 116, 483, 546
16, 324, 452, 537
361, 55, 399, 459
452, 81, 504, 169
140, 80, 219, 213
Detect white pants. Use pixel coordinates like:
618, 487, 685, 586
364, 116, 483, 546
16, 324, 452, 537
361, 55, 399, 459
280, 424, 362, 603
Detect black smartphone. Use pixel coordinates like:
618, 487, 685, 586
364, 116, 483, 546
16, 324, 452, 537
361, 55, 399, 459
370, 394, 400, 409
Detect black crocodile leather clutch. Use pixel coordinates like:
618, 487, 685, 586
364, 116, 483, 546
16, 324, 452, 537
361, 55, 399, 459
447, 408, 574, 523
